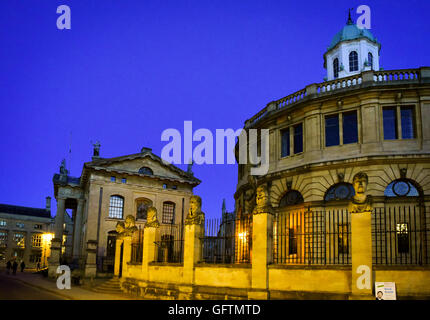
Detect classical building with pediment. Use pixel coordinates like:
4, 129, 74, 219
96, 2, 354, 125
49, 145, 200, 277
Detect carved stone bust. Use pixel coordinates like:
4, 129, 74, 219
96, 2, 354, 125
116, 215, 138, 238
185, 195, 205, 225
349, 172, 373, 214
252, 184, 273, 215
145, 206, 160, 228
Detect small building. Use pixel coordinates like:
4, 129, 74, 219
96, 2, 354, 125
0, 198, 53, 268
50, 145, 200, 277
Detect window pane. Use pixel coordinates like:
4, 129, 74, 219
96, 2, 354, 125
281, 129, 290, 157
343, 111, 358, 144
383, 107, 398, 140
293, 123, 303, 154
162, 202, 175, 224
349, 51, 358, 72
325, 114, 339, 146
401, 106, 415, 139
109, 196, 124, 219
368, 52, 373, 69
333, 58, 339, 78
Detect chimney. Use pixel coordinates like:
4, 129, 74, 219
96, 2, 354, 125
46, 196, 51, 212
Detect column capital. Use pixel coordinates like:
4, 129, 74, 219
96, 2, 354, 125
57, 196, 67, 201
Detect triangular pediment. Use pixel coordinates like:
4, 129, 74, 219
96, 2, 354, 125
83, 151, 199, 185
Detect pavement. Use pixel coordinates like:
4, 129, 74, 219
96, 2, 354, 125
0, 268, 134, 300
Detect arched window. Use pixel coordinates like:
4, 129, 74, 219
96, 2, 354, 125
109, 195, 124, 219
384, 179, 420, 197
368, 52, 373, 69
136, 198, 153, 220
279, 190, 304, 207
333, 58, 339, 78
324, 183, 355, 201
349, 51, 358, 72
162, 201, 175, 224
138, 167, 153, 175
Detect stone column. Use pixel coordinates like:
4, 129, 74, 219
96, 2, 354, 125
72, 199, 84, 260
121, 236, 132, 277
84, 240, 98, 278
249, 184, 273, 300
350, 211, 373, 299
48, 196, 66, 277
114, 238, 124, 277
142, 225, 159, 280
349, 172, 373, 299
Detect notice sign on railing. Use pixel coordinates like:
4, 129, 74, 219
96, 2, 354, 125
375, 282, 397, 300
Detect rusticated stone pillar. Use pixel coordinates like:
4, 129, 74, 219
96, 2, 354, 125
248, 184, 273, 300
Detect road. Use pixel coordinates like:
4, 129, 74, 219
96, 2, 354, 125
0, 273, 64, 300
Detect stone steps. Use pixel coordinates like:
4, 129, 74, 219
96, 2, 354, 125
92, 277, 123, 294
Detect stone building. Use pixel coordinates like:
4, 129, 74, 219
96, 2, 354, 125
0, 198, 73, 269
49, 146, 200, 277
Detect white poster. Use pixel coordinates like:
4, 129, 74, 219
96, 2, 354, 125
375, 282, 397, 300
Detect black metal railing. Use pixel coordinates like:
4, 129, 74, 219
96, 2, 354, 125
273, 207, 351, 265
131, 227, 144, 264
202, 215, 252, 264
155, 223, 184, 263
372, 205, 429, 265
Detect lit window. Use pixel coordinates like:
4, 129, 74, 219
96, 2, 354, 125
162, 202, 175, 224
111, 176, 116, 182
121, 178, 127, 184
293, 123, 303, 154
281, 129, 290, 157
343, 111, 358, 144
368, 52, 373, 69
333, 58, 339, 78
109, 195, 124, 219
396, 223, 409, 254
16, 222, 25, 229
288, 228, 297, 255
325, 114, 340, 146
34, 224, 42, 230
349, 51, 358, 72
0, 231, 7, 247
32, 234, 42, 248
13, 233, 25, 247
0, 220, 6, 227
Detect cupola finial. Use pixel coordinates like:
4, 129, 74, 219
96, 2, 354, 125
347, 8, 354, 25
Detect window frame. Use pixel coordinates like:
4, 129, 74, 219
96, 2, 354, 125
382, 104, 417, 141
108, 195, 125, 219
279, 122, 304, 159
349, 51, 359, 72
162, 201, 176, 224
333, 57, 339, 78
324, 110, 359, 148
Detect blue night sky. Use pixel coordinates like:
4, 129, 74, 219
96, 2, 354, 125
0, 0, 429, 219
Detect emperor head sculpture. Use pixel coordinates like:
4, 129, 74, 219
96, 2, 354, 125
349, 172, 372, 214
253, 184, 272, 214
116, 215, 138, 237
145, 206, 160, 228
185, 195, 205, 225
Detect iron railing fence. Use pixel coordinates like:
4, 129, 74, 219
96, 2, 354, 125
130, 227, 144, 264
372, 205, 429, 265
273, 207, 351, 265
202, 215, 252, 264
155, 223, 184, 263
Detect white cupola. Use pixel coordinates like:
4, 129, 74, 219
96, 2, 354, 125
324, 12, 381, 81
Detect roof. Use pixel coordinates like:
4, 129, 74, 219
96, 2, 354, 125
53, 174, 81, 186
327, 21, 380, 52
81, 148, 201, 186
0, 204, 51, 219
